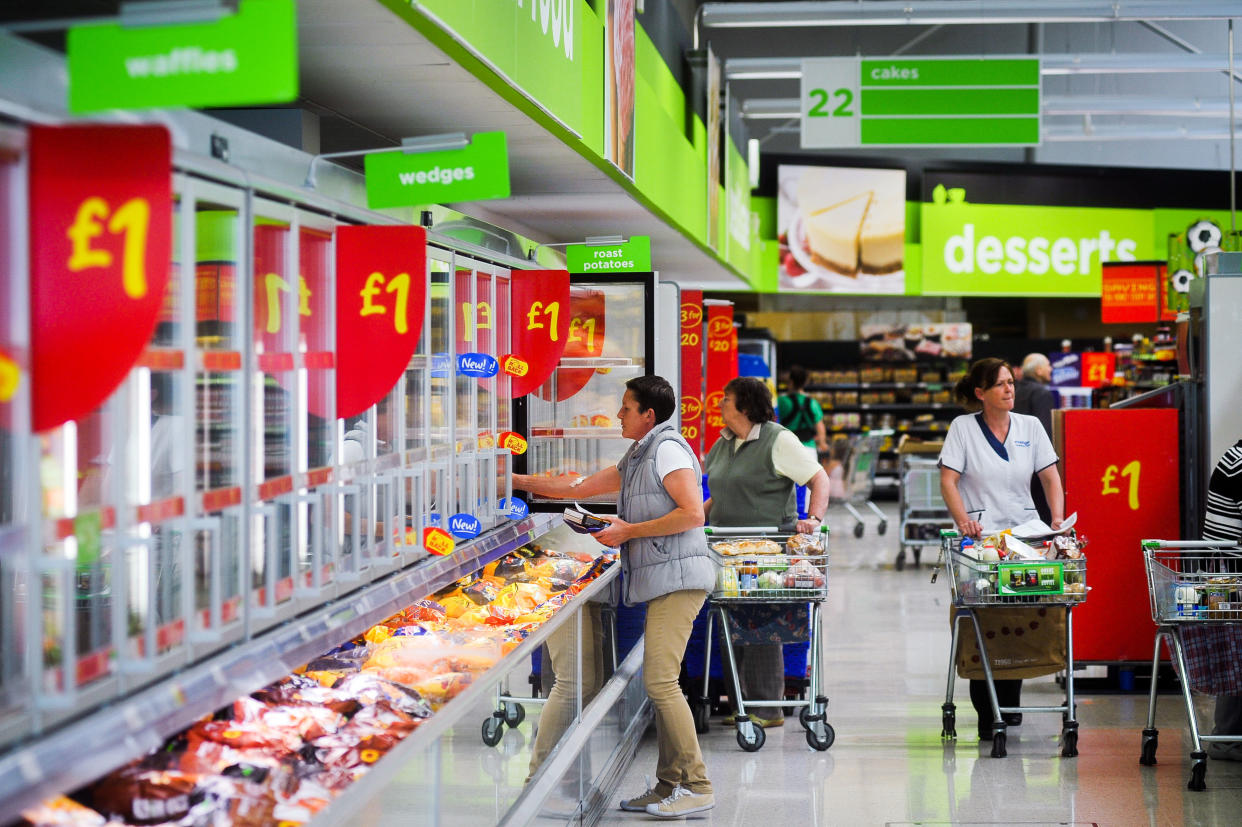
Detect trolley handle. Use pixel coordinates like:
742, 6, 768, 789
1142, 539, 1242, 550
704, 525, 829, 536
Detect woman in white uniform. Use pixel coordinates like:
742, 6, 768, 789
939, 358, 1065, 739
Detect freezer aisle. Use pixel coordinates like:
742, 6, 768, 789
596, 504, 1242, 826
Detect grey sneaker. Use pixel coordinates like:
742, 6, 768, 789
645, 786, 715, 819
619, 777, 672, 812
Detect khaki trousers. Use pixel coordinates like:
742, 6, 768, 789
645, 589, 712, 795
527, 602, 605, 782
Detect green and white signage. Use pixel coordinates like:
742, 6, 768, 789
567, 236, 652, 273
67, 0, 297, 113
800, 56, 1040, 149
920, 194, 1154, 297
364, 132, 511, 209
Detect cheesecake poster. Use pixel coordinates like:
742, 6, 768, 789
777, 165, 907, 294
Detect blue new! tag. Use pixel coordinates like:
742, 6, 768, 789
448, 513, 482, 539
457, 352, 499, 377
499, 497, 528, 520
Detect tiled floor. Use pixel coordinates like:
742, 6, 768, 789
598, 505, 1242, 826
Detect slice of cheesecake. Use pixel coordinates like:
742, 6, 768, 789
804, 191, 872, 276
859, 195, 904, 274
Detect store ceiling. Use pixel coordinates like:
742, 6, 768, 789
297, 0, 746, 289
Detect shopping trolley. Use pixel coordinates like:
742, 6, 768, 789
481, 604, 620, 747
836, 430, 890, 539
696, 526, 834, 753
897, 455, 953, 571
1138, 540, 1242, 791
935, 530, 1088, 758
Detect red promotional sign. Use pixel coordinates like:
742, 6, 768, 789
1080, 352, 1117, 388
703, 302, 736, 455
335, 226, 428, 419
1101, 262, 1161, 324
455, 270, 495, 356
300, 227, 334, 418
538, 286, 606, 403
508, 270, 570, 398
1062, 408, 1180, 661
29, 124, 172, 432
680, 291, 704, 457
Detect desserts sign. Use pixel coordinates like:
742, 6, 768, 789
777, 165, 907, 294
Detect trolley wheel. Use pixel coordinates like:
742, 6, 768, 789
799, 706, 812, 730
736, 720, 766, 752
1188, 752, 1207, 791
502, 701, 525, 728
895, 549, 907, 571
877, 520, 888, 536
481, 714, 504, 747
692, 700, 711, 735
1139, 728, 1158, 766
941, 703, 957, 741
1060, 726, 1079, 758
990, 730, 1007, 758
853, 522, 865, 539
806, 722, 835, 751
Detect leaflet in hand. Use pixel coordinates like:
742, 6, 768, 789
1010, 512, 1077, 540
563, 503, 611, 534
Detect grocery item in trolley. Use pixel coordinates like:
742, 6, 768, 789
943, 530, 1089, 605
711, 538, 783, 556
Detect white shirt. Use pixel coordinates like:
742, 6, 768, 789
628, 427, 695, 480
721, 422, 822, 486
938, 412, 1058, 533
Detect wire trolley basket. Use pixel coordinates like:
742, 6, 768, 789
940, 532, 1088, 608
1142, 540, 1242, 624
706, 526, 829, 603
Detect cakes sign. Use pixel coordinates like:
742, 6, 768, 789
800, 56, 1040, 149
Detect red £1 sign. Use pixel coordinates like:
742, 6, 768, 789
538, 287, 606, 403
336, 226, 428, 419
508, 270, 570, 398
29, 124, 172, 432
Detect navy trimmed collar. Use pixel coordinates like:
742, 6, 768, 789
975, 413, 1009, 461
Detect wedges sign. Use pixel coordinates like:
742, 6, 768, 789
365, 132, 510, 208
920, 190, 1154, 296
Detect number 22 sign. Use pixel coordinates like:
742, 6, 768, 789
800, 58, 860, 150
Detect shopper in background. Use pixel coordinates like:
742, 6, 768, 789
1013, 352, 1056, 525
704, 376, 829, 728
777, 365, 828, 454
1184, 439, 1242, 760
939, 358, 1067, 740
514, 375, 716, 818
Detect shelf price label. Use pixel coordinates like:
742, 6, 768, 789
499, 497, 529, 520
336, 226, 427, 419
499, 431, 528, 454
29, 124, 173, 432
448, 513, 482, 540
423, 526, 456, 556
508, 269, 570, 398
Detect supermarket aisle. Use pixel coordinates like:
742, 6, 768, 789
598, 504, 1242, 825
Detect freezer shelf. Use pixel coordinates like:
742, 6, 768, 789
0, 512, 557, 824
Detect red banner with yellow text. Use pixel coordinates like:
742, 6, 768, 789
336, 226, 427, 419
508, 270, 570, 398
703, 302, 736, 455
1062, 408, 1179, 661
680, 290, 704, 458
538, 286, 606, 403
1101, 262, 1161, 325
29, 124, 172, 432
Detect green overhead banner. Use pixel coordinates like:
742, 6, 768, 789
801, 56, 1041, 149
920, 195, 1155, 297
66, 0, 298, 113
413, 0, 583, 135
364, 132, 511, 209
567, 236, 652, 273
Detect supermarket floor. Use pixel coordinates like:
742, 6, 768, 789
591, 503, 1242, 827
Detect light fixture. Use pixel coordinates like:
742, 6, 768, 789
303, 132, 469, 190
0, 0, 237, 33
526, 236, 630, 261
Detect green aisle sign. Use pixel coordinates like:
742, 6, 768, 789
67, 0, 298, 113
800, 56, 1040, 149
567, 236, 652, 273
364, 132, 511, 208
